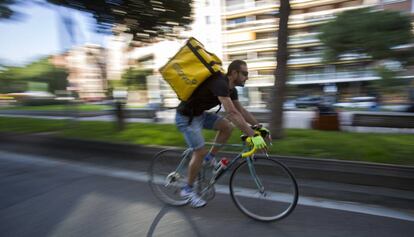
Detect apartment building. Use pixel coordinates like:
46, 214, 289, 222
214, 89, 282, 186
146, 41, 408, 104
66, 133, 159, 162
64, 44, 107, 101
103, 0, 412, 107
222, 0, 413, 106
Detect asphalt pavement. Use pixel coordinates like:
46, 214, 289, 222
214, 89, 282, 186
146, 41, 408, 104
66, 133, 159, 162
0, 149, 413, 237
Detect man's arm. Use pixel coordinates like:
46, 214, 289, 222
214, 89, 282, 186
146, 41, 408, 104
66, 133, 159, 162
232, 100, 259, 126
218, 96, 256, 137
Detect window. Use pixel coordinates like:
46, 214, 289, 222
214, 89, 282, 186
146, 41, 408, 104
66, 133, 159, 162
205, 16, 211, 24
307, 5, 333, 13
258, 51, 276, 58
339, 0, 361, 8
258, 70, 274, 75
227, 17, 246, 25
382, 0, 405, 3
256, 31, 277, 39
225, 0, 239, 6
256, 13, 274, 20
229, 53, 248, 61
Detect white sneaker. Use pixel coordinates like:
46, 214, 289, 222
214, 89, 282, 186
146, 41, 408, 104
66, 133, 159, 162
180, 187, 207, 208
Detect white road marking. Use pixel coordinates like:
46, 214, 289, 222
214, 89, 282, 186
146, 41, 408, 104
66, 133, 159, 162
1, 150, 413, 222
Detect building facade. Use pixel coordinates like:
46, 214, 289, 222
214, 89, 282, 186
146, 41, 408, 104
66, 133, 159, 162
102, 0, 413, 107
64, 44, 107, 101
222, 0, 413, 106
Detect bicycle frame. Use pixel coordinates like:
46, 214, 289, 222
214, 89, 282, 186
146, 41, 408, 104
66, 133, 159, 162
175, 142, 267, 197
150, 138, 299, 221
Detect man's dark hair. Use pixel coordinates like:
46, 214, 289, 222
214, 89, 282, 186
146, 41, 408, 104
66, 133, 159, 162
227, 60, 247, 75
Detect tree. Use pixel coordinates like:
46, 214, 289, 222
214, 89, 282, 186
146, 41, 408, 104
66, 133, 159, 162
46, 0, 193, 42
319, 7, 414, 102
0, 57, 69, 93
121, 67, 150, 90
0, 0, 20, 20
319, 8, 413, 64
269, 0, 291, 139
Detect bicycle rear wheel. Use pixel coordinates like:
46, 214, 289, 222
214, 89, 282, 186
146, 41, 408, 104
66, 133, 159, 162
148, 149, 190, 206
229, 157, 298, 222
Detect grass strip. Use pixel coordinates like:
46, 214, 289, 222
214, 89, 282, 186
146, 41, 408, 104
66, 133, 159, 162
0, 117, 413, 165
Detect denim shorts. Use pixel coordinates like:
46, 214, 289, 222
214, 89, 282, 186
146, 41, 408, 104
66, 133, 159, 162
175, 112, 223, 150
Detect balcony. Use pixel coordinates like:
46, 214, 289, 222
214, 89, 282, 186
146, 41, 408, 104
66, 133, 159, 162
289, 70, 379, 85
289, 5, 367, 27
242, 70, 379, 87
224, 38, 278, 53
225, 0, 277, 13
288, 32, 320, 45
288, 57, 322, 65
290, 12, 335, 25
225, 18, 277, 31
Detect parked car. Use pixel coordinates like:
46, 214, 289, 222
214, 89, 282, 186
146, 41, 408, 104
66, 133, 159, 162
283, 99, 297, 110
333, 96, 377, 109
294, 96, 323, 108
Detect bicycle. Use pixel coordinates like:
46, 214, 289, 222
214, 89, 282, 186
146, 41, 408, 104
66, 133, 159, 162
148, 130, 299, 222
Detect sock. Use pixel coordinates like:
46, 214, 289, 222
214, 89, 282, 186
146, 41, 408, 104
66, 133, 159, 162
204, 153, 215, 162
183, 184, 193, 191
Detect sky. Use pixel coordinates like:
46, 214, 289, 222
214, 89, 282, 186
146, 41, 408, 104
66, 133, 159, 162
0, 1, 107, 67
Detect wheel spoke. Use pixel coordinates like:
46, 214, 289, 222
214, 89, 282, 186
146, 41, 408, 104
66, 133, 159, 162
230, 157, 298, 221
149, 149, 190, 206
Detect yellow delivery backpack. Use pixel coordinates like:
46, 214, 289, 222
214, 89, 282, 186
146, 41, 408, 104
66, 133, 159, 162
159, 37, 225, 101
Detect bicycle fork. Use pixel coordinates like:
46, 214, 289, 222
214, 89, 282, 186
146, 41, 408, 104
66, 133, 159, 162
246, 155, 265, 194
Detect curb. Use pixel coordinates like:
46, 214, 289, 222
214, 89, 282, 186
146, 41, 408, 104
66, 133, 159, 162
2, 132, 413, 192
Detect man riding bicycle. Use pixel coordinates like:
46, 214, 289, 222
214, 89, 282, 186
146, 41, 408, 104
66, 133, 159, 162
175, 60, 268, 208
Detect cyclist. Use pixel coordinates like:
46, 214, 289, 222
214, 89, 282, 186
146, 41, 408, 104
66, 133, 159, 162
175, 60, 268, 208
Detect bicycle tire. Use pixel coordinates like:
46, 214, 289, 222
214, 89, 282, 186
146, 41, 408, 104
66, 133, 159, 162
229, 157, 298, 222
148, 149, 190, 206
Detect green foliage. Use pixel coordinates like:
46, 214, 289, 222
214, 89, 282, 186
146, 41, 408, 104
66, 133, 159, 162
0, 0, 19, 20
121, 67, 150, 90
369, 66, 409, 93
47, 0, 193, 42
319, 8, 414, 64
1, 104, 111, 111
0, 57, 69, 93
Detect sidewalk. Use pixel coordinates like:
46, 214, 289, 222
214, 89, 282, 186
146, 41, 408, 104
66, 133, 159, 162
1, 132, 413, 211
1, 109, 414, 133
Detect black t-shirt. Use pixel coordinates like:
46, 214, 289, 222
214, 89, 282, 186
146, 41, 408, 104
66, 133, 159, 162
177, 74, 238, 116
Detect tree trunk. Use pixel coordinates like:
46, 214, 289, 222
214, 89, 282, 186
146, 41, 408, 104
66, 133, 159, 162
269, 0, 291, 139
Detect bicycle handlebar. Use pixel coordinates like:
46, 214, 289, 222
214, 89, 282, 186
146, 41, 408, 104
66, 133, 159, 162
241, 146, 257, 158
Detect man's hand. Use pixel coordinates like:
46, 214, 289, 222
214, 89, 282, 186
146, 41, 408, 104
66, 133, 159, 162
251, 135, 267, 149
251, 124, 270, 138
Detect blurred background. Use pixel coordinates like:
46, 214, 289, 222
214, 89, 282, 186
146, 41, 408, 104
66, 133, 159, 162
0, 0, 413, 112
0, 0, 414, 137
1, 3, 414, 234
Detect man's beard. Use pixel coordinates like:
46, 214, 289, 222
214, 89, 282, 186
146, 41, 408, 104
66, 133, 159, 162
235, 79, 245, 87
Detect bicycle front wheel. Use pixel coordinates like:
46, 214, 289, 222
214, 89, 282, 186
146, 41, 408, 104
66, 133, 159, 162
230, 157, 298, 222
148, 149, 189, 206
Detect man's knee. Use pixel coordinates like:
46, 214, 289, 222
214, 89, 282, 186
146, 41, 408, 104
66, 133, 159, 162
218, 119, 234, 135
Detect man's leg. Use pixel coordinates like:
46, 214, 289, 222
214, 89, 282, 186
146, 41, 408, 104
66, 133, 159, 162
187, 146, 208, 185
209, 118, 234, 155
182, 146, 208, 208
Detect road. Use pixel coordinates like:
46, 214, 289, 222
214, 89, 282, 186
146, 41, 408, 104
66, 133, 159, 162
0, 150, 413, 237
